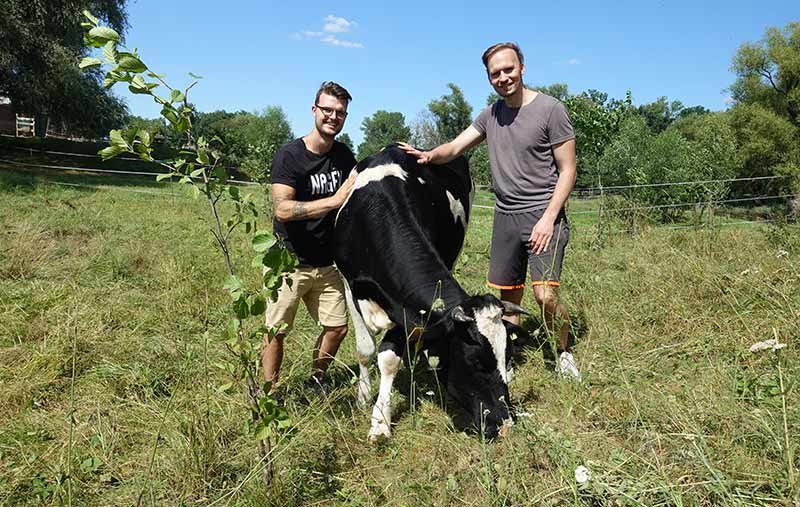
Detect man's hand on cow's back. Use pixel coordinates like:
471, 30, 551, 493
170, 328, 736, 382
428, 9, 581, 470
398, 142, 432, 164
333, 171, 357, 207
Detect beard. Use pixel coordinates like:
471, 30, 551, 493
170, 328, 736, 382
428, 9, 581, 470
316, 119, 343, 140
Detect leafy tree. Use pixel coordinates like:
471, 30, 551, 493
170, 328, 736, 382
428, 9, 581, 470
0, 0, 129, 136
239, 107, 294, 181
563, 90, 630, 187
357, 110, 411, 159
190, 108, 294, 181
676, 105, 710, 119
672, 112, 740, 206
599, 115, 708, 222
727, 103, 800, 196
409, 110, 439, 150
337, 132, 354, 152
636, 97, 686, 133
470, 143, 491, 187
427, 83, 473, 146
534, 83, 569, 101
730, 22, 800, 126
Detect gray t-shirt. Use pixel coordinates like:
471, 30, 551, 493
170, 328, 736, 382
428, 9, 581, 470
472, 93, 575, 213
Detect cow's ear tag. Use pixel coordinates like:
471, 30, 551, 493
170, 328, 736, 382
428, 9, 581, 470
451, 306, 474, 322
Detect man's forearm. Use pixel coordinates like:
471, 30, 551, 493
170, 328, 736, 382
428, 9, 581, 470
543, 168, 576, 221
427, 142, 461, 165
275, 195, 341, 222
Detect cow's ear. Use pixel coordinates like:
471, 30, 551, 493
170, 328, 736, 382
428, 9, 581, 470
501, 301, 529, 316
450, 306, 474, 322
503, 321, 531, 346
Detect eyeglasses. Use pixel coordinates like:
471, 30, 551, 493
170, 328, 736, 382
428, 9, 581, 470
315, 104, 348, 119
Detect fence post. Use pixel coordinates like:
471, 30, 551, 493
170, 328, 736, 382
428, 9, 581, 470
593, 170, 605, 250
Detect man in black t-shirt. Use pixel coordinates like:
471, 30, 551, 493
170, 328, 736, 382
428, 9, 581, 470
263, 81, 357, 393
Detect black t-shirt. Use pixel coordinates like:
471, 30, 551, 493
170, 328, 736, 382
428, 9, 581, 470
271, 138, 357, 267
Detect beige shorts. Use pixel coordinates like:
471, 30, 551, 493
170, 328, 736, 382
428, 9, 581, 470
265, 265, 348, 333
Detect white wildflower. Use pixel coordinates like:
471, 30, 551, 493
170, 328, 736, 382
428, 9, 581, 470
574, 465, 591, 485
740, 268, 751, 276
515, 412, 533, 418
776, 250, 789, 259
749, 339, 786, 353
425, 390, 435, 396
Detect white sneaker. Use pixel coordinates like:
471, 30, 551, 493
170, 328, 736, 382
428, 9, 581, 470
556, 351, 582, 381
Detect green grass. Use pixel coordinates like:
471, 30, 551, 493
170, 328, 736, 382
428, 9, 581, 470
1, 166, 798, 506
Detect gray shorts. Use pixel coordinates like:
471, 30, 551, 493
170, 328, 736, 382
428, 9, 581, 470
487, 208, 569, 289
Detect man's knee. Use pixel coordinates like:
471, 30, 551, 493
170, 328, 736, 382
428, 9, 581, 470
326, 325, 348, 342
533, 286, 558, 307
264, 332, 285, 347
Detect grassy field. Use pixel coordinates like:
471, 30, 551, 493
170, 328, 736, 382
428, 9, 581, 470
1, 162, 798, 506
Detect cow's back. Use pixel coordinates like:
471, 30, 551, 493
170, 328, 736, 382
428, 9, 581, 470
333, 145, 471, 325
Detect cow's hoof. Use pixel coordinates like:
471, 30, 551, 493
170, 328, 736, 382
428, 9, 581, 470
368, 432, 389, 445
368, 424, 391, 444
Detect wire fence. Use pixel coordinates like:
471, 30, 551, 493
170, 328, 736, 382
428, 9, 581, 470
0, 157, 260, 186
8, 145, 794, 195
30, 178, 793, 235
2, 147, 797, 233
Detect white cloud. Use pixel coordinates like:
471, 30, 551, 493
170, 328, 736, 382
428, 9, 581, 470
294, 15, 363, 48
322, 35, 364, 49
567, 58, 581, 65
323, 15, 354, 33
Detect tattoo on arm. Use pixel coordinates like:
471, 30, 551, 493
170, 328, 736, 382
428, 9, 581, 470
292, 201, 308, 219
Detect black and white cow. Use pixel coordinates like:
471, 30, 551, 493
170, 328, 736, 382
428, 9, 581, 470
333, 145, 528, 442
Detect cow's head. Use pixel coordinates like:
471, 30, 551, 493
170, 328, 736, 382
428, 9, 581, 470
445, 294, 529, 439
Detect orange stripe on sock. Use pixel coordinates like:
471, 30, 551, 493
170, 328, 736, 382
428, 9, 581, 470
487, 281, 526, 290
531, 280, 560, 287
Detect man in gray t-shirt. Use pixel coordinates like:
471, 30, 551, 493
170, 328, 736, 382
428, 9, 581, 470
401, 42, 581, 380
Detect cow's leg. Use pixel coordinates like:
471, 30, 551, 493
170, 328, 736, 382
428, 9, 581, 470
369, 330, 403, 443
343, 280, 375, 408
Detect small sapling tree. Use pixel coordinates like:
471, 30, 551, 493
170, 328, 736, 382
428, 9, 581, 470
79, 11, 296, 486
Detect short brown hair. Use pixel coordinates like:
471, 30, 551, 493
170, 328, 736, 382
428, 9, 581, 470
315, 81, 352, 105
481, 42, 524, 68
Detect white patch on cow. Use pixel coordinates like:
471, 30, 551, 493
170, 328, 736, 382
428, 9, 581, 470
336, 164, 408, 225
473, 305, 509, 384
357, 299, 395, 335
343, 279, 375, 408
370, 349, 401, 442
446, 190, 466, 226
417, 177, 425, 184
354, 163, 408, 190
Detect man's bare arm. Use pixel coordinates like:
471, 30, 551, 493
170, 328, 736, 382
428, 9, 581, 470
542, 138, 577, 221
272, 173, 356, 222
528, 138, 577, 254
398, 126, 485, 165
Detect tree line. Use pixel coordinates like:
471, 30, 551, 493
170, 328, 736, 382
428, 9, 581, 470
2, 2, 797, 203
100, 24, 800, 207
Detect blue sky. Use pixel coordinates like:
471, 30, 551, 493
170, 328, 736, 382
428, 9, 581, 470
120, 0, 798, 147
